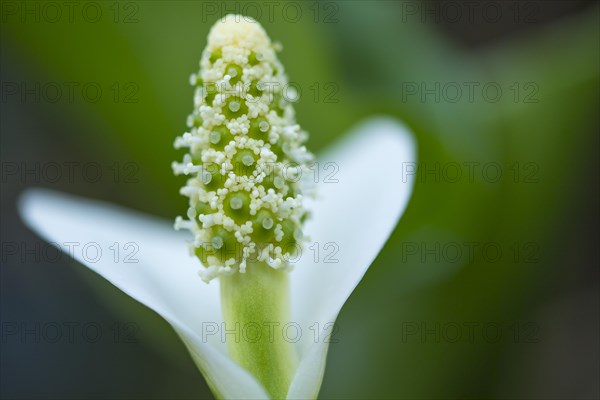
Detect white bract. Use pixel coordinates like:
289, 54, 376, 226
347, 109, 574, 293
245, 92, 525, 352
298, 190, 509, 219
18, 14, 416, 400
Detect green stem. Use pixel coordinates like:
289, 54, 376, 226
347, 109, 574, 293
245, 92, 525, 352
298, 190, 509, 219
220, 262, 297, 399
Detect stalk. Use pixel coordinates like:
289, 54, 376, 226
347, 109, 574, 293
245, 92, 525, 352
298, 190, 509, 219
220, 262, 297, 399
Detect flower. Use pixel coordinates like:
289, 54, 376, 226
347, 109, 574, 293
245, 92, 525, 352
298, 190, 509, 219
18, 14, 416, 400
172, 15, 313, 284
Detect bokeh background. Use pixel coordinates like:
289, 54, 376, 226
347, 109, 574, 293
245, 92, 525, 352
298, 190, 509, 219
1, 1, 598, 398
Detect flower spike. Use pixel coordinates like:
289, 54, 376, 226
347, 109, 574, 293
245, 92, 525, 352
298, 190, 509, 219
17, 14, 417, 400
173, 14, 313, 283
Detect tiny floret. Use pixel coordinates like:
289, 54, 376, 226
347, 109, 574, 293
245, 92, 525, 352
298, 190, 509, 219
173, 15, 313, 282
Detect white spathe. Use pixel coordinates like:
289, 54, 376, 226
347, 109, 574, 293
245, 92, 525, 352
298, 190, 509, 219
18, 117, 416, 399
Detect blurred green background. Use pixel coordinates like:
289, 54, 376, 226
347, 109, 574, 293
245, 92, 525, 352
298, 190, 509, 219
1, 1, 598, 398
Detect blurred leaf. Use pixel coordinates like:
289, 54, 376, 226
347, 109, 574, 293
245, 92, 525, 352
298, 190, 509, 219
320, 4, 599, 399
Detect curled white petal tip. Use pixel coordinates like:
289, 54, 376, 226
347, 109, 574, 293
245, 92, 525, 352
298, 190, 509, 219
17, 188, 268, 399
286, 116, 417, 397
